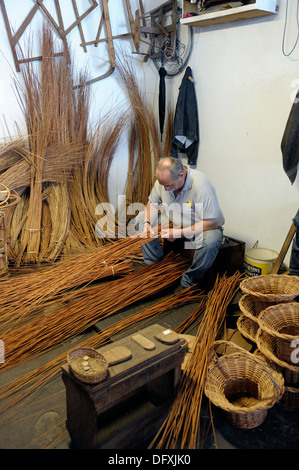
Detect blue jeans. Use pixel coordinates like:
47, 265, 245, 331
132, 211, 223, 287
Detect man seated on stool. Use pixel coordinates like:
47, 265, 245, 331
131, 157, 225, 289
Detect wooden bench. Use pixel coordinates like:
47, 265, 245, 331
61, 324, 188, 449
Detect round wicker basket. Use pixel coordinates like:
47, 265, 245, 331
240, 274, 299, 303
67, 347, 108, 384
253, 349, 299, 411
204, 340, 284, 429
256, 328, 299, 386
237, 314, 258, 343
257, 302, 299, 364
238, 293, 277, 320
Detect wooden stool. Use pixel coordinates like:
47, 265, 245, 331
61, 324, 187, 449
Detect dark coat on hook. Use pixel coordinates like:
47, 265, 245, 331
171, 66, 199, 166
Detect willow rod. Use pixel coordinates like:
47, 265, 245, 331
0, 285, 203, 417
1, 254, 190, 369
0, 235, 151, 330
149, 272, 243, 449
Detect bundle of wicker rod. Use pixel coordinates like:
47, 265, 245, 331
0, 286, 203, 418
0, 253, 191, 369
204, 340, 285, 429
149, 272, 242, 449
256, 329, 299, 411
257, 302, 299, 364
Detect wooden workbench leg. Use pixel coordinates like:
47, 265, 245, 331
147, 368, 180, 406
62, 373, 98, 449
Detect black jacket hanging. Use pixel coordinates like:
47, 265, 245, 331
171, 66, 199, 166
281, 90, 299, 184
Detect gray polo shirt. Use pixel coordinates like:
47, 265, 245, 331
148, 168, 225, 229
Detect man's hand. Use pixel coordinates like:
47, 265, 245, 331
161, 227, 182, 242
139, 223, 157, 239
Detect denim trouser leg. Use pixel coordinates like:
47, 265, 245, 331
180, 228, 223, 287
131, 211, 163, 265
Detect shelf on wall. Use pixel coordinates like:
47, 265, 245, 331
181, 0, 277, 27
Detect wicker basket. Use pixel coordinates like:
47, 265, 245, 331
278, 385, 299, 411
256, 328, 299, 386
237, 314, 258, 343
240, 275, 299, 303
253, 350, 299, 410
67, 347, 108, 384
238, 293, 278, 320
257, 302, 299, 364
204, 340, 284, 429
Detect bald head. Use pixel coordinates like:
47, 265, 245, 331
156, 157, 185, 179
156, 157, 187, 192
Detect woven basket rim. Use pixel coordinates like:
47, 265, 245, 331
258, 302, 299, 340
256, 328, 299, 372
240, 274, 299, 301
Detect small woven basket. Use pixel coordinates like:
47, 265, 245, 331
205, 340, 284, 429
240, 275, 299, 303
256, 328, 299, 386
237, 314, 258, 343
257, 302, 299, 364
67, 347, 108, 384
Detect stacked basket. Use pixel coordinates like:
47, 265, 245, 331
238, 274, 299, 411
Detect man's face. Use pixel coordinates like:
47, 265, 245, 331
156, 169, 184, 191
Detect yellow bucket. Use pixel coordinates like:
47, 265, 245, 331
244, 248, 278, 277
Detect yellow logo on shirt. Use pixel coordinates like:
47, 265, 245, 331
187, 200, 192, 209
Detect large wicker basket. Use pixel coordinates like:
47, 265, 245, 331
204, 340, 284, 429
67, 347, 108, 384
240, 275, 299, 303
256, 328, 299, 386
257, 302, 299, 364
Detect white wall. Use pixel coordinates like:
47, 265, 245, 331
0, 1, 298, 265
175, 0, 299, 264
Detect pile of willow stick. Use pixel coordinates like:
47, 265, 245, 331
0, 283, 203, 418
0, 27, 175, 266
0, 235, 151, 332
1, 253, 191, 370
149, 272, 243, 449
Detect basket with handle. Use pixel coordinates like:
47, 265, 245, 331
240, 275, 299, 303
256, 328, 299, 386
204, 340, 285, 429
257, 302, 299, 364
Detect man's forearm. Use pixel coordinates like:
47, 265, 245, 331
144, 202, 159, 226
182, 220, 218, 238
